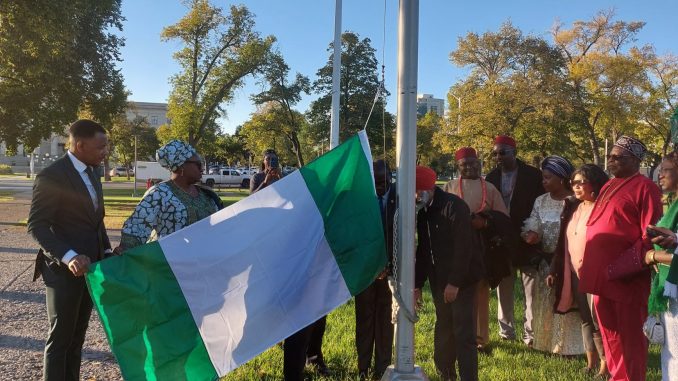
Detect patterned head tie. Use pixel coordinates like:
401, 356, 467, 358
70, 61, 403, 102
541, 155, 574, 179
614, 135, 647, 161
156, 140, 197, 172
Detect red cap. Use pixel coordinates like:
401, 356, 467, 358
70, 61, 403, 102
494, 135, 516, 148
455, 147, 477, 161
415, 166, 437, 191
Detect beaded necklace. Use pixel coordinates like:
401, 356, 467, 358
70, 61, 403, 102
458, 177, 487, 213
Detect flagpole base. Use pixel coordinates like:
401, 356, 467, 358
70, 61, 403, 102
380, 365, 428, 381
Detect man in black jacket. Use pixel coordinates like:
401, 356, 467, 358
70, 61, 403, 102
28, 119, 113, 381
414, 166, 482, 381
485, 135, 545, 346
355, 160, 395, 380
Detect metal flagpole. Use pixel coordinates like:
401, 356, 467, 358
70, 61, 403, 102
382, 0, 427, 380
329, 0, 342, 149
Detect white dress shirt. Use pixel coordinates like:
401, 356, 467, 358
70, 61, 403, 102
61, 151, 109, 265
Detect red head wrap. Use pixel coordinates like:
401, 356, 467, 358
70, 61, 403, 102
455, 147, 477, 161
415, 166, 437, 191
494, 135, 516, 148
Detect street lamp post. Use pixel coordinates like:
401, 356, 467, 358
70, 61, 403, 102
133, 135, 138, 197
450, 93, 461, 132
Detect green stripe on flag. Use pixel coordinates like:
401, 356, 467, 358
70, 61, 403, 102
86, 242, 218, 381
299, 134, 387, 295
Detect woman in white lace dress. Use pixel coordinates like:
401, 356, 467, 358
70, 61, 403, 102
522, 156, 585, 355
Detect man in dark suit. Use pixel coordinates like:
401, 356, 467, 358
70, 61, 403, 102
414, 166, 483, 381
485, 135, 544, 346
355, 160, 396, 380
28, 119, 113, 381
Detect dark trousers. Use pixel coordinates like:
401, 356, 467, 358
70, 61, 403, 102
284, 324, 314, 381
306, 315, 327, 363
42, 264, 93, 381
355, 278, 393, 376
432, 284, 478, 381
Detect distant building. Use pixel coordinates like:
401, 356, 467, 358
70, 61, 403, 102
126, 101, 170, 129
0, 101, 168, 171
416, 94, 444, 117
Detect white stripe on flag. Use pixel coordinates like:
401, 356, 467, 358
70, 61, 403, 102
158, 170, 351, 375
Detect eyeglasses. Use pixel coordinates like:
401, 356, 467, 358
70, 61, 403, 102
184, 160, 203, 169
606, 154, 632, 161
571, 180, 589, 187
491, 149, 514, 157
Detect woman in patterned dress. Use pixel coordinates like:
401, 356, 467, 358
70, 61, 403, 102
115, 140, 223, 251
521, 156, 585, 356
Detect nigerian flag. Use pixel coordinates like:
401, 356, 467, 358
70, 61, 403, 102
86, 131, 386, 381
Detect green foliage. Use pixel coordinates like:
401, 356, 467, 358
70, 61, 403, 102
239, 105, 305, 167
161, 1, 274, 148
417, 112, 453, 175
440, 12, 678, 168
0, 164, 12, 175
110, 114, 160, 175
0, 0, 125, 151
307, 32, 395, 162
251, 52, 310, 167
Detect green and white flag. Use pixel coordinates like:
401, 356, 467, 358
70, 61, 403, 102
86, 131, 386, 381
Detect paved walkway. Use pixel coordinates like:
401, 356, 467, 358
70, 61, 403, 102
0, 184, 122, 380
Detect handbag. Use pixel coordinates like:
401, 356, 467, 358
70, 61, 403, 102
607, 240, 647, 281
642, 315, 665, 345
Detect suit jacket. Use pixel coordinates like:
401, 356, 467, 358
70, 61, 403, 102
485, 159, 545, 230
478, 210, 516, 288
28, 154, 111, 281
415, 188, 484, 291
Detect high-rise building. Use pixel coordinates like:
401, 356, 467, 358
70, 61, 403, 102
416, 94, 444, 117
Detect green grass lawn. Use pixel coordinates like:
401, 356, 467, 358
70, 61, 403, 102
223, 281, 662, 381
99, 186, 662, 380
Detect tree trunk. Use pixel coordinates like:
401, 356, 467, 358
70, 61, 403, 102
104, 156, 112, 182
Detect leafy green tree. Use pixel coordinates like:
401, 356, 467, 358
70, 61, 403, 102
161, 1, 274, 149
0, 0, 125, 152
307, 32, 395, 160
443, 22, 576, 164
240, 104, 307, 167
251, 53, 310, 166
552, 9, 647, 164
110, 115, 160, 179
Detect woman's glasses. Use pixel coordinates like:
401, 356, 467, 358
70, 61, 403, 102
571, 180, 588, 187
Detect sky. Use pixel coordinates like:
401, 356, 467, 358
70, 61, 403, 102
118, 0, 678, 135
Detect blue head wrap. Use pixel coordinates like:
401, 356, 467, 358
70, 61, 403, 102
156, 140, 197, 172
541, 155, 574, 179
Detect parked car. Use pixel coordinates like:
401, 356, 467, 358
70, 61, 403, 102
201, 169, 250, 189
109, 166, 133, 177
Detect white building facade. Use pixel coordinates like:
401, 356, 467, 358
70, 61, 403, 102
0, 101, 168, 171
416, 94, 445, 117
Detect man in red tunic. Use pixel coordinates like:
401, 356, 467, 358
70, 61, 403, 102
580, 136, 662, 381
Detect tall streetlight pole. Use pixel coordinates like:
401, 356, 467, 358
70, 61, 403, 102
133, 135, 138, 197
450, 93, 461, 132
383, 0, 427, 380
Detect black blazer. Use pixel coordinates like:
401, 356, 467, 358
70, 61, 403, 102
415, 187, 484, 291
485, 159, 545, 230
28, 154, 111, 280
